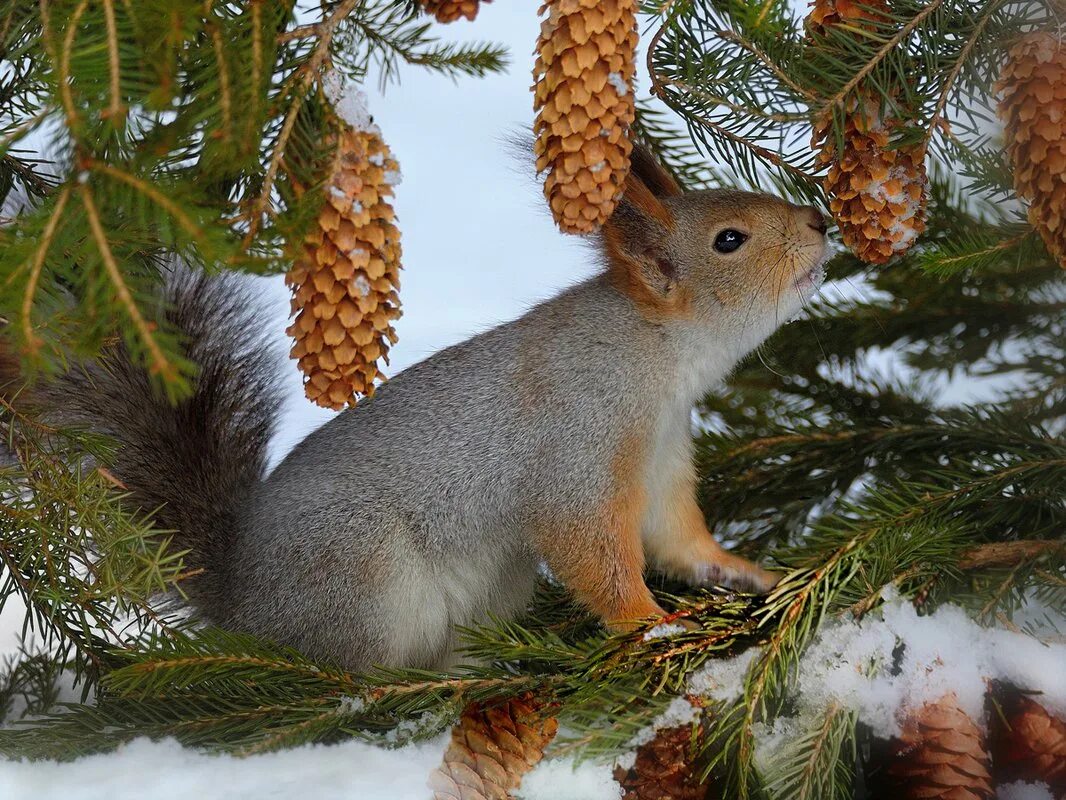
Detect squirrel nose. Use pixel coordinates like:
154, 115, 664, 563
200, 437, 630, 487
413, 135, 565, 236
806, 207, 828, 235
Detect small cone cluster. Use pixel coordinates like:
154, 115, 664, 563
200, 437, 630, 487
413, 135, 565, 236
996, 32, 1066, 269
286, 123, 402, 410
613, 724, 710, 800
989, 685, 1066, 793
429, 694, 558, 800
421, 0, 486, 23
532, 0, 638, 234
873, 693, 993, 800
807, 0, 928, 264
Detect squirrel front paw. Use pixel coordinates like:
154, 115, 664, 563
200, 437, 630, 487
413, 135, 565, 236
692, 559, 779, 594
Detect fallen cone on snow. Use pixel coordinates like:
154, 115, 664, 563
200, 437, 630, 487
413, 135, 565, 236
429, 693, 558, 800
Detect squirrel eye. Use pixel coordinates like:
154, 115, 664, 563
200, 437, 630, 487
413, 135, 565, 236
713, 229, 748, 254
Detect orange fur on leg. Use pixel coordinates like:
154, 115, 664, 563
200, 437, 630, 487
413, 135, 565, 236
536, 442, 667, 631
644, 472, 778, 593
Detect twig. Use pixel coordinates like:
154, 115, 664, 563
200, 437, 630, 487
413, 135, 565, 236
924, 0, 1002, 143
818, 0, 946, 116
101, 0, 124, 122
242, 0, 361, 244
17, 184, 71, 355
79, 183, 177, 383
88, 160, 206, 244
958, 540, 1066, 571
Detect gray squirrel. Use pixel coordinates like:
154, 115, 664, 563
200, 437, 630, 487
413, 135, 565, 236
31, 147, 828, 671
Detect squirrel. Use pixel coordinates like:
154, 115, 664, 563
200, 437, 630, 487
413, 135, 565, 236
27, 146, 829, 671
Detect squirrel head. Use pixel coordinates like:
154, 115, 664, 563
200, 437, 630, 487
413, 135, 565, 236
601, 146, 829, 334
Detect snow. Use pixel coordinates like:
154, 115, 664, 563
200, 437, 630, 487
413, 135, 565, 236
0, 735, 450, 800
322, 71, 377, 134
606, 72, 628, 97
642, 622, 687, 641
997, 781, 1056, 800
515, 757, 621, 800
352, 274, 372, 298
687, 646, 761, 703
774, 588, 1066, 741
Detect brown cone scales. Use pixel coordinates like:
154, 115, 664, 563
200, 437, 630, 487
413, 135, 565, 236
989, 684, 1066, 793
873, 693, 994, 800
533, 0, 637, 234
613, 723, 710, 800
422, 0, 486, 23
429, 694, 558, 800
287, 124, 402, 410
807, 0, 928, 264
997, 32, 1066, 269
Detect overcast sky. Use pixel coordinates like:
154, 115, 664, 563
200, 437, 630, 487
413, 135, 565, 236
265, 0, 598, 459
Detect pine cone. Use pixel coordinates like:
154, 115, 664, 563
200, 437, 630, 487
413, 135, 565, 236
872, 693, 994, 800
532, 0, 638, 234
421, 0, 485, 23
812, 91, 928, 264
997, 32, 1066, 269
806, 0, 888, 34
286, 122, 402, 410
990, 685, 1066, 793
613, 724, 710, 800
429, 693, 559, 800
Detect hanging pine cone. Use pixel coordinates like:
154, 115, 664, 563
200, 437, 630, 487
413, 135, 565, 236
870, 693, 994, 800
805, 0, 888, 34
429, 693, 558, 800
989, 684, 1066, 793
996, 32, 1066, 269
811, 92, 928, 264
613, 723, 710, 800
532, 0, 637, 234
286, 117, 402, 410
421, 0, 485, 23
806, 0, 928, 264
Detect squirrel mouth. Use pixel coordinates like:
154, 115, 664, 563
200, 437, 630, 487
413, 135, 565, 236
791, 263, 825, 295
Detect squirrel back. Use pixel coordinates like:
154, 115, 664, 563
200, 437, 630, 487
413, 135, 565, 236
25, 147, 828, 670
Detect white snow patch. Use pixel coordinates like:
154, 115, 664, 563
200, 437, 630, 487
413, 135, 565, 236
997, 781, 1055, 800
642, 622, 687, 641
791, 588, 1066, 740
368, 152, 385, 167
687, 647, 761, 703
383, 168, 402, 187
322, 71, 377, 133
606, 72, 629, 97
352, 274, 372, 298
515, 757, 621, 800
0, 734, 449, 800
589, 161, 607, 173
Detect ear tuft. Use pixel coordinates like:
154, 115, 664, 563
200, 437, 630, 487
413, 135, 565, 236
629, 142, 684, 199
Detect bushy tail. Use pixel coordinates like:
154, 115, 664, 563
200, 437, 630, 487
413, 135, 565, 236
36, 267, 283, 614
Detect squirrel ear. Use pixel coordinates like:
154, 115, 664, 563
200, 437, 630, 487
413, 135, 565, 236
629, 143, 684, 199
601, 148, 680, 302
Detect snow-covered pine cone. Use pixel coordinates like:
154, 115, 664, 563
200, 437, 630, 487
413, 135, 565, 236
533, 0, 638, 234
287, 113, 402, 411
812, 91, 928, 265
997, 32, 1066, 269
806, 0, 928, 264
